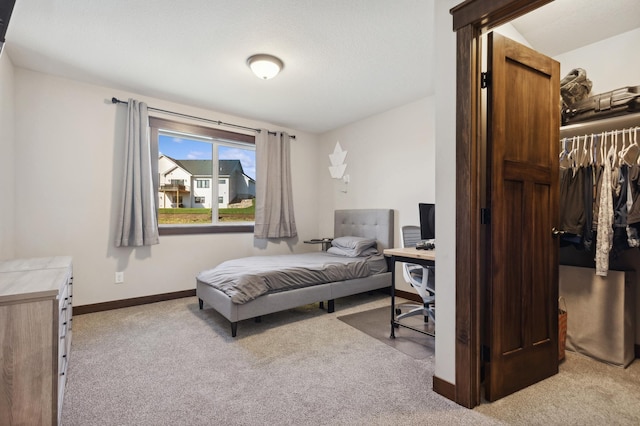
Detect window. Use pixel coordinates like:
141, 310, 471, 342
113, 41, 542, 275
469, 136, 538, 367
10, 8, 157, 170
151, 117, 256, 235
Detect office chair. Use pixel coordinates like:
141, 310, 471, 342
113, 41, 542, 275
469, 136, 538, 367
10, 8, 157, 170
396, 225, 435, 324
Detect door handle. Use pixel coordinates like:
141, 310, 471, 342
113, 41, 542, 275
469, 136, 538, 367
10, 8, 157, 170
551, 227, 566, 237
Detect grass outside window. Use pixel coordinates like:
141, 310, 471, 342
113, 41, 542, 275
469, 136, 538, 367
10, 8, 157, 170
159, 200, 255, 225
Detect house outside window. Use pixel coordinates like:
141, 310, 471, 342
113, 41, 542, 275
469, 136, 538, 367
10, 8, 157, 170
151, 117, 256, 235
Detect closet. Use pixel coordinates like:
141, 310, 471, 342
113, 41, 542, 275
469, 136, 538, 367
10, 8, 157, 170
501, 0, 640, 369
558, 112, 640, 367
503, 1, 640, 370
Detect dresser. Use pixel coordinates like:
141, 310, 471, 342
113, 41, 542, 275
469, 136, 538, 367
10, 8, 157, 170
0, 256, 73, 426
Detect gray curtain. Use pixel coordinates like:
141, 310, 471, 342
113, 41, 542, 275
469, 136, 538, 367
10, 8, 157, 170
254, 130, 297, 238
114, 99, 160, 247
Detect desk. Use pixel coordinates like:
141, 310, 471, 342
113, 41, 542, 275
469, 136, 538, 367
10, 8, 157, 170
383, 247, 436, 338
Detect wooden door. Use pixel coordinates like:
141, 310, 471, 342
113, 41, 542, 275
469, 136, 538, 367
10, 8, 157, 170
484, 32, 560, 401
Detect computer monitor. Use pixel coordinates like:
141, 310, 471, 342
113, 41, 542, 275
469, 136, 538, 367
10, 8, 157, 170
419, 203, 435, 240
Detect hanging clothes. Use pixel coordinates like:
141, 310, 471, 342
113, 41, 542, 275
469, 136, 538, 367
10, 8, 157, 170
611, 165, 631, 258
559, 127, 640, 275
595, 143, 614, 276
559, 167, 586, 238
626, 165, 640, 247
582, 165, 595, 251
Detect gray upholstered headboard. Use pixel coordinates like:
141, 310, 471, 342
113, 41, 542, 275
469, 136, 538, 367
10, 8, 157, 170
334, 209, 394, 250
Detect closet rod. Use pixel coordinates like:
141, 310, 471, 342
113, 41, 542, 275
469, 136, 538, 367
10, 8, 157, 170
558, 128, 640, 152
111, 97, 296, 139
560, 125, 640, 142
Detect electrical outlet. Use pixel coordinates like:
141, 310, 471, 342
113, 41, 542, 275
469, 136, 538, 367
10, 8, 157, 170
115, 271, 124, 284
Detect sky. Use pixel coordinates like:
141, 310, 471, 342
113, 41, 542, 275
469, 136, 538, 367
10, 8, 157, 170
159, 134, 256, 179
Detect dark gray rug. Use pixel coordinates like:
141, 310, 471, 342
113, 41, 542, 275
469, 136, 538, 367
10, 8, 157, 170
338, 305, 435, 360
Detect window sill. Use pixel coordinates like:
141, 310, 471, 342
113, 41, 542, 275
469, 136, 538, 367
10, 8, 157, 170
159, 224, 254, 236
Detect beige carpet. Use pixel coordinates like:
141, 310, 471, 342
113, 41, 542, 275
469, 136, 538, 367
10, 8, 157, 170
476, 350, 640, 424
61, 294, 640, 425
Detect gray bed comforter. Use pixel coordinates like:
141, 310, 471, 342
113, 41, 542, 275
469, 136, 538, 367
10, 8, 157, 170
196, 252, 388, 304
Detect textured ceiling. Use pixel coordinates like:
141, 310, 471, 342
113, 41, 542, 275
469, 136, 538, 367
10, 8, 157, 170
4, 1, 640, 134
5, 0, 435, 134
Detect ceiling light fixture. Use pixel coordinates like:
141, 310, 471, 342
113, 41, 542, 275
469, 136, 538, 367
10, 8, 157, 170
247, 54, 284, 80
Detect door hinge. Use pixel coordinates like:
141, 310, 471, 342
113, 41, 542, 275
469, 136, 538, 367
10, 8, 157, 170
481, 344, 491, 362
480, 208, 491, 225
481, 72, 490, 89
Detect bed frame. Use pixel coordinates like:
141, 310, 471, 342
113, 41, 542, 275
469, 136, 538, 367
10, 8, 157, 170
197, 209, 394, 337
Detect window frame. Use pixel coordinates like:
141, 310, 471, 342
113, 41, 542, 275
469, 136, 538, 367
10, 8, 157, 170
150, 116, 256, 235
196, 179, 210, 188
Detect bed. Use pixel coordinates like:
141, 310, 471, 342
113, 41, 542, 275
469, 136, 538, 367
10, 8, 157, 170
196, 209, 394, 337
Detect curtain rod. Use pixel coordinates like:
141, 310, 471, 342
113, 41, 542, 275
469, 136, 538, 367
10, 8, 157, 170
111, 97, 296, 139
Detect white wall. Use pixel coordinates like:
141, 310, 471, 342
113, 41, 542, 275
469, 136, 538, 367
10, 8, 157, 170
434, 0, 459, 385
0, 51, 15, 260
554, 28, 640, 93
493, 22, 533, 48
12, 68, 321, 306
317, 96, 436, 294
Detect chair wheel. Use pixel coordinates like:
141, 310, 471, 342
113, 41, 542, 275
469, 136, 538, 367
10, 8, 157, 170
395, 308, 402, 315
393, 323, 399, 328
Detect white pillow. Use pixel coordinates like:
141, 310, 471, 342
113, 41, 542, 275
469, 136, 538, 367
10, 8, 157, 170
328, 246, 379, 258
330, 236, 378, 257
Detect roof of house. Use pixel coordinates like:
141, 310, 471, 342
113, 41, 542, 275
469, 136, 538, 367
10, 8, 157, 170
218, 160, 243, 177
164, 156, 245, 178
171, 159, 215, 176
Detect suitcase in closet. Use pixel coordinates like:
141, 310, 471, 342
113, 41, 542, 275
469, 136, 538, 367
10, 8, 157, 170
562, 85, 640, 125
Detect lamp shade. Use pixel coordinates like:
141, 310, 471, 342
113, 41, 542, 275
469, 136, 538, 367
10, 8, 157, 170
247, 54, 283, 80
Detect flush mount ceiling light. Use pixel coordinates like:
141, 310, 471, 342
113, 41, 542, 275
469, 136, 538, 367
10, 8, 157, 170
247, 54, 284, 80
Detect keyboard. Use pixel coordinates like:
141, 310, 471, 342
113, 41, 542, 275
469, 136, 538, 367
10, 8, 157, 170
415, 239, 435, 250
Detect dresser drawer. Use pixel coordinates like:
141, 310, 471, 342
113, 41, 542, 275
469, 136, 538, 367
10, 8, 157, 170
57, 268, 73, 426
0, 256, 73, 426
58, 271, 71, 309
59, 297, 70, 332
58, 354, 68, 423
